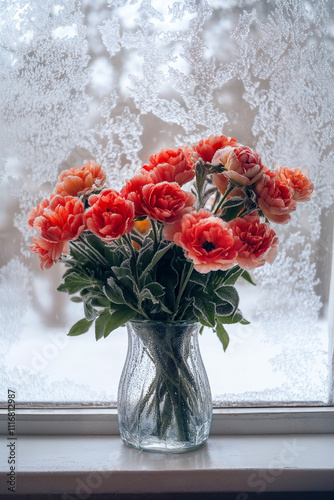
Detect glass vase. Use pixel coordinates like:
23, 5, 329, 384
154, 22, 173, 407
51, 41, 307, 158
117, 320, 212, 453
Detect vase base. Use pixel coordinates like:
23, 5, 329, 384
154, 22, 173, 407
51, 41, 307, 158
120, 436, 208, 454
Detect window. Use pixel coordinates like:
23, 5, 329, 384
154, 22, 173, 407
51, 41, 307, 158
0, 0, 333, 408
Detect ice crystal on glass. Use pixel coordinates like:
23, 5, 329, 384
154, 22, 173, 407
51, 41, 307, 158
0, 0, 333, 403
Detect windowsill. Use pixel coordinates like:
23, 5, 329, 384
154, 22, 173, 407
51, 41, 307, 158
1, 409, 334, 494
1, 433, 334, 494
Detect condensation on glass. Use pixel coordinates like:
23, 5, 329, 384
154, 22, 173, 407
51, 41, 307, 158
0, 0, 333, 406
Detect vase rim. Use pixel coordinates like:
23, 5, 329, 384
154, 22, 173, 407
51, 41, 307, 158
128, 319, 199, 326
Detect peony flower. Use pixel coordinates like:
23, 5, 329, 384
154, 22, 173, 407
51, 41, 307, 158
254, 174, 297, 224
140, 182, 196, 223
33, 195, 86, 242
230, 213, 278, 270
30, 236, 69, 270
274, 166, 314, 202
141, 147, 195, 186
213, 145, 264, 187
55, 161, 106, 197
86, 189, 135, 242
121, 173, 153, 218
28, 193, 56, 229
193, 135, 238, 163
164, 209, 237, 273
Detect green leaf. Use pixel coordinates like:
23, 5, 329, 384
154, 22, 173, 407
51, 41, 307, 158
68, 318, 93, 337
83, 299, 96, 321
219, 310, 243, 324
90, 296, 110, 308
104, 279, 126, 305
69, 245, 88, 264
223, 266, 244, 285
216, 302, 234, 317
194, 297, 216, 327
140, 288, 158, 304
216, 321, 230, 351
57, 272, 96, 294
219, 197, 245, 222
95, 308, 111, 341
104, 305, 136, 337
145, 282, 165, 297
215, 286, 239, 313
137, 239, 154, 273
70, 296, 83, 303
189, 272, 209, 287
221, 196, 245, 209
139, 242, 174, 282
241, 270, 256, 286
158, 300, 174, 315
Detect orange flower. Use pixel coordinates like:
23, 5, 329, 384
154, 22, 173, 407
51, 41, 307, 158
274, 166, 314, 202
230, 213, 278, 270
254, 174, 297, 224
55, 161, 106, 197
193, 135, 238, 163
132, 221, 151, 250
164, 209, 237, 273
27, 193, 56, 229
33, 195, 86, 242
141, 147, 195, 186
86, 189, 135, 242
134, 219, 151, 234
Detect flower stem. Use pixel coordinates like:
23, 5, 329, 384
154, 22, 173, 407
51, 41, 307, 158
213, 184, 235, 215
172, 262, 194, 320
150, 219, 159, 251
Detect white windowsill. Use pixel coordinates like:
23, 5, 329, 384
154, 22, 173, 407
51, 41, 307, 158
1, 408, 334, 494
0, 433, 334, 494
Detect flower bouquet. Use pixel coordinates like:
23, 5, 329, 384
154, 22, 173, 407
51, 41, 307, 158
28, 134, 314, 452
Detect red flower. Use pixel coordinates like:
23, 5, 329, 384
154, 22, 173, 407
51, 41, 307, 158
122, 175, 196, 223
30, 195, 85, 269
193, 135, 238, 163
33, 195, 86, 242
274, 166, 314, 202
30, 236, 69, 270
140, 182, 196, 223
230, 213, 278, 270
141, 147, 195, 186
212, 145, 264, 187
55, 161, 106, 197
121, 173, 153, 218
86, 189, 135, 242
164, 209, 237, 273
255, 174, 297, 224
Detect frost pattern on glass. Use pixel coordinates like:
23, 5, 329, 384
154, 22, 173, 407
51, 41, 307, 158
0, 0, 333, 403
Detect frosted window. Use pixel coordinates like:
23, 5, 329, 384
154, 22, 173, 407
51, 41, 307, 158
0, 0, 333, 405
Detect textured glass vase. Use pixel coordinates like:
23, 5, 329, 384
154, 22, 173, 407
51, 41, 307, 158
117, 320, 212, 453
